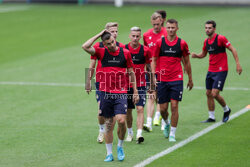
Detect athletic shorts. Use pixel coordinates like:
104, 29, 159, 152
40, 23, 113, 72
99, 91, 127, 118
206, 71, 228, 91
95, 82, 101, 102
127, 86, 146, 109
157, 80, 183, 104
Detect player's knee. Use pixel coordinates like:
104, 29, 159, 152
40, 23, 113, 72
211, 92, 218, 98
206, 91, 212, 97
117, 117, 126, 125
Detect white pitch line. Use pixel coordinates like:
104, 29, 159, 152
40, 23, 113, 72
134, 106, 250, 167
0, 7, 29, 13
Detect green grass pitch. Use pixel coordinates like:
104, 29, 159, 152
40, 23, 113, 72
0, 4, 249, 167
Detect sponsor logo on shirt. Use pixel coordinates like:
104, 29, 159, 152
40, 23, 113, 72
164, 47, 176, 53
148, 42, 154, 48
108, 57, 120, 63
208, 46, 215, 52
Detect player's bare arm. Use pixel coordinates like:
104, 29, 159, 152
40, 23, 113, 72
191, 50, 207, 59
146, 63, 155, 93
183, 55, 193, 90
227, 45, 242, 75
85, 59, 96, 94
128, 67, 139, 104
82, 29, 106, 55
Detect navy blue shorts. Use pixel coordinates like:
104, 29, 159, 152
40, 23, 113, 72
95, 82, 101, 102
99, 91, 127, 118
157, 81, 183, 104
206, 71, 228, 91
127, 86, 146, 109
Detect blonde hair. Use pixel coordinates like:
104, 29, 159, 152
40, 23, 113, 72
130, 26, 141, 32
105, 22, 118, 30
151, 12, 162, 20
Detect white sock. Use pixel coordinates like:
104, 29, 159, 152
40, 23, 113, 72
106, 143, 113, 155
161, 119, 166, 126
127, 128, 133, 136
209, 111, 215, 119
147, 117, 152, 126
117, 139, 124, 147
99, 124, 105, 133
154, 111, 161, 119
169, 126, 176, 137
223, 105, 230, 112
137, 129, 142, 137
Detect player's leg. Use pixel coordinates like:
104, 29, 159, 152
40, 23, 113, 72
114, 96, 127, 161
100, 91, 115, 162
202, 72, 216, 123
125, 109, 133, 141
144, 92, 155, 132
169, 100, 178, 142
136, 106, 144, 143
125, 88, 134, 141
135, 87, 146, 143
103, 117, 115, 162
153, 93, 161, 126
96, 82, 105, 143
116, 114, 126, 161
212, 71, 231, 122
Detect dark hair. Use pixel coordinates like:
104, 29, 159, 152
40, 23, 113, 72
156, 10, 167, 19
166, 19, 178, 26
205, 20, 216, 28
101, 31, 111, 41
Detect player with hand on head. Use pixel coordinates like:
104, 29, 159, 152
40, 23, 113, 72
86, 22, 125, 144
192, 20, 242, 123
83, 30, 139, 162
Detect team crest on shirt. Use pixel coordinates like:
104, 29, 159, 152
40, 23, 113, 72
149, 36, 152, 40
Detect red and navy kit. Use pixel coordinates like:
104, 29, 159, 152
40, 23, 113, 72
203, 33, 231, 72
92, 41, 125, 83
92, 47, 133, 94
154, 36, 190, 82
125, 43, 151, 109
125, 43, 151, 87
143, 27, 167, 73
92, 46, 133, 117
202, 33, 230, 91
154, 36, 190, 103
91, 41, 125, 102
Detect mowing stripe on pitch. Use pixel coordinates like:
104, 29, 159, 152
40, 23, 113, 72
134, 106, 250, 167
0, 81, 84, 87
0, 81, 249, 91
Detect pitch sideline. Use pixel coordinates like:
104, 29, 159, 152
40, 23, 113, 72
134, 105, 250, 167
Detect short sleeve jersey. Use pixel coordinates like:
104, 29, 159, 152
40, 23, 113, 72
126, 43, 151, 87
202, 33, 231, 72
92, 47, 133, 93
143, 27, 168, 72
91, 41, 125, 82
154, 36, 190, 82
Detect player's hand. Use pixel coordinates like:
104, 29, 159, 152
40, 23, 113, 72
191, 53, 198, 58
133, 91, 139, 104
236, 64, 242, 75
187, 80, 193, 91
85, 82, 92, 94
